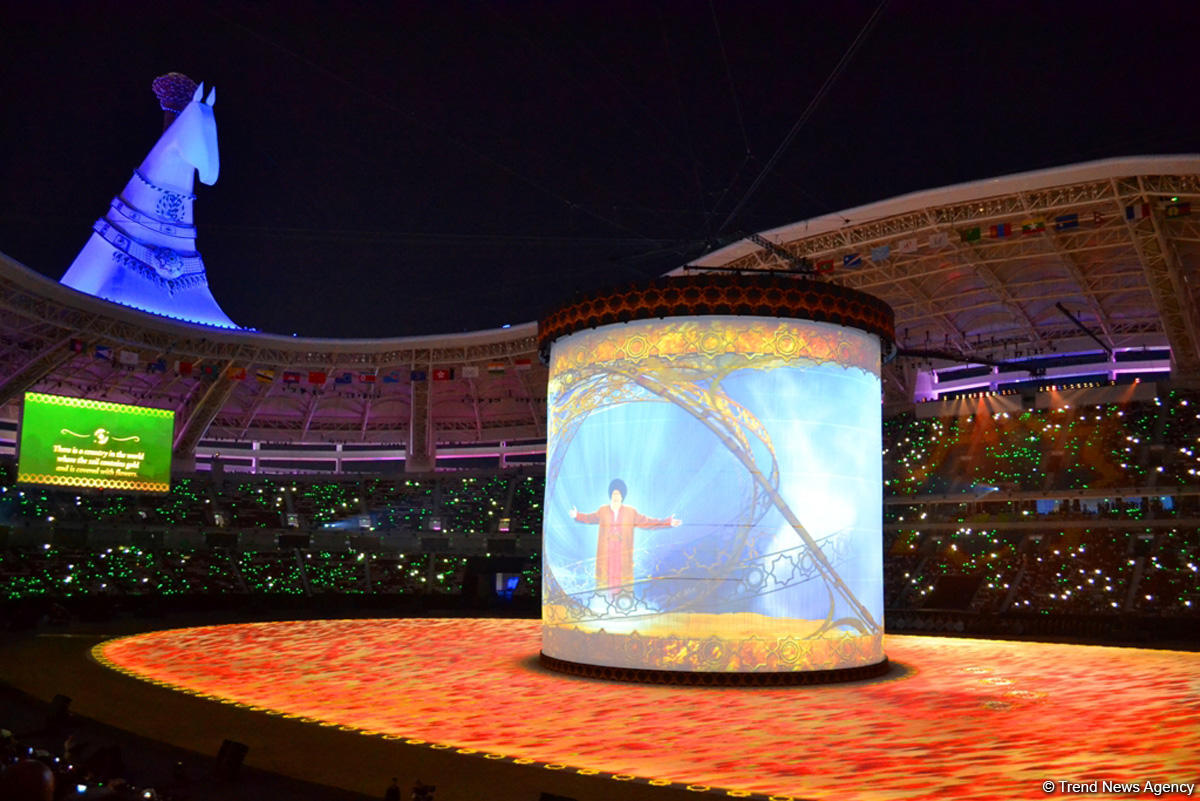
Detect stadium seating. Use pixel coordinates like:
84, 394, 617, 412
0, 393, 1196, 640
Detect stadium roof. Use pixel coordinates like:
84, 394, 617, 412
678, 155, 1200, 403
2, 155, 1199, 455
0, 258, 545, 458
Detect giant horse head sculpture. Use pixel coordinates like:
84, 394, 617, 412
151, 82, 220, 188
60, 75, 239, 328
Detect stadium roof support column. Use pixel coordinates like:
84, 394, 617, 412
407, 370, 434, 472
0, 337, 78, 409
359, 393, 375, 440
237, 376, 278, 440
1120, 178, 1200, 376
299, 392, 323, 440
938, 213, 1045, 349
173, 361, 237, 464
882, 360, 920, 408
517, 368, 545, 437
1043, 238, 1116, 349
858, 255, 969, 352
1021, 192, 1117, 349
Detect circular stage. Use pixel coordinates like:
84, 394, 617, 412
83, 618, 1200, 801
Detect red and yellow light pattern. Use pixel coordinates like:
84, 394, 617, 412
540, 616, 883, 673
550, 316, 880, 376
96, 619, 1200, 800
537, 273, 895, 363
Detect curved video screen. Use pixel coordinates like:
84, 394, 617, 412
542, 316, 883, 673
17, 393, 174, 493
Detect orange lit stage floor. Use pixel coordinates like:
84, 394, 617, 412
93, 619, 1200, 801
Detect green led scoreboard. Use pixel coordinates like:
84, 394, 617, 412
17, 392, 174, 493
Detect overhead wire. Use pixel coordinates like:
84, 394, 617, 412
697, 0, 756, 243
654, 4, 711, 242
479, 0, 703, 204
709, 0, 751, 158
199, 223, 681, 247
715, 0, 890, 235
477, 0, 740, 277
200, 6, 674, 253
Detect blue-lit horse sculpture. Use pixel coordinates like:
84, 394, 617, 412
60, 81, 239, 328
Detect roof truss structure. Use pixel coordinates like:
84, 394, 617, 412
684, 157, 1200, 404
2, 157, 1198, 456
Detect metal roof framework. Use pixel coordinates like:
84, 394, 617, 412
682, 156, 1200, 405
0, 259, 546, 462
2, 156, 1199, 460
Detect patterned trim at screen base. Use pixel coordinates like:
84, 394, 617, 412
539, 652, 891, 686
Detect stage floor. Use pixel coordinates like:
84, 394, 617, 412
86, 618, 1200, 801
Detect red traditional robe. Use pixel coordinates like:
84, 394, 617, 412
574, 505, 674, 590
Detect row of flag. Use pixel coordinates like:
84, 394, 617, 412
236, 359, 534, 384
819, 201, 1192, 274
816, 229, 964, 272
68, 339, 535, 383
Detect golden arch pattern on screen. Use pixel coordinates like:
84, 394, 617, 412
542, 316, 884, 673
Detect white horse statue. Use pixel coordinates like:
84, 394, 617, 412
60, 79, 239, 328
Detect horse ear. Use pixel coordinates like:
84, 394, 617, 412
192, 82, 205, 103
205, 86, 216, 107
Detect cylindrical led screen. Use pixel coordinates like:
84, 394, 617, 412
542, 315, 884, 673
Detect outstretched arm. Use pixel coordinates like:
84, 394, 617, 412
571, 506, 600, 524
633, 511, 682, 529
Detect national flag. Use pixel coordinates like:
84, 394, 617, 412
461, 365, 480, 379
928, 232, 950, 248
359, 373, 377, 384
283, 371, 301, 384
1053, 214, 1079, 231
870, 244, 890, 262
432, 367, 454, 381
94, 345, 111, 361
118, 349, 139, 365
200, 363, 218, 378
382, 371, 402, 383
1125, 203, 1150, 220
410, 370, 427, 382
814, 259, 835, 274
514, 358, 532, 370
1021, 220, 1046, 235
896, 237, 919, 253
255, 368, 275, 384
148, 358, 167, 373
334, 372, 353, 385
487, 362, 506, 375
1166, 202, 1191, 218
177, 360, 193, 376
227, 366, 246, 380
989, 223, 1012, 238
842, 253, 862, 269
960, 227, 982, 243
308, 371, 327, 385
69, 338, 84, 353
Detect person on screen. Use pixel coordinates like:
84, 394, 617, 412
570, 478, 680, 591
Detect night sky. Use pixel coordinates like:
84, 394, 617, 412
2, 1, 1197, 338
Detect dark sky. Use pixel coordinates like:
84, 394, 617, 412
2, 1, 1197, 338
